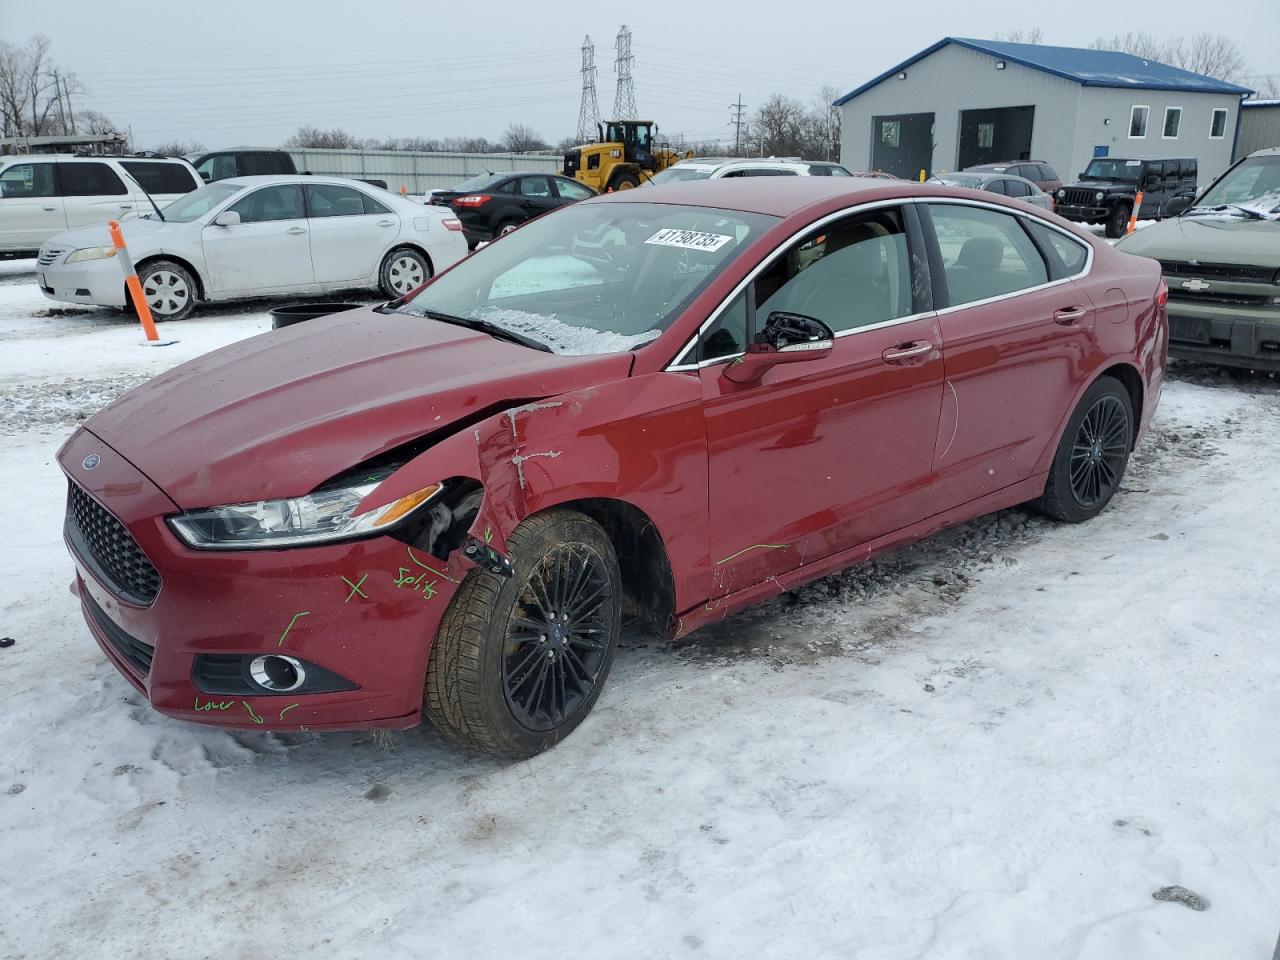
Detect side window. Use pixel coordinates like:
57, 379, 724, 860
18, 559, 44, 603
1143, 161, 1164, 187
808, 164, 832, 177
1024, 220, 1089, 278
305, 183, 369, 217
555, 178, 594, 200
1182, 159, 1197, 182
1129, 105, 1149, 138
928, 204, 1049, 307
362, 192, 391, 215
197, 154, 238, 181
119, 161, 198, 194
986, 179, 1010, 196
241, 153, 292, 175
1210, 108, 1228, 139
1162, 106, 1182, 139
754, 208, 914, 335
698, 292, 747, 362
229, 184, 305, 223
59, 162, 127, 197
518, 176, 553, 197
1037, 163, 1059, 182
827, 166, 852, 177
0, 162, 56, 198
1005, 179, 1032, 198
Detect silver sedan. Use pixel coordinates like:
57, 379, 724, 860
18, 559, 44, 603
36, 175, 470, 321
926, 171, 1055, 211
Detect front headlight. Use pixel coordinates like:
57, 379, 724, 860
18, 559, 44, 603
65, 246, 118, 264
1056, 188, 1066, 198
1095, 191, 1105, 202
168, 473, 443, 549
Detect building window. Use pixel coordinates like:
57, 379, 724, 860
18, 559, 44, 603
880, 120, 900, 148
1128, 105, 1149, 138
977, 122, 995, 149
1162, 106, 1182, 139
1209, 107, 1228, 139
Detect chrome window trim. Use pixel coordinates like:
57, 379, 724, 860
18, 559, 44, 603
666, 195, 1094, 373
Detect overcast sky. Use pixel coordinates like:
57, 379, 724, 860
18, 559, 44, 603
6, 0, 1278, 150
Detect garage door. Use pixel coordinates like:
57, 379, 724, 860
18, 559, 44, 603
871, 113, 934, 180
957, 105, 1035, 170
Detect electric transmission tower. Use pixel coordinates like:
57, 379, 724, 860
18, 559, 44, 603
613, 25, 637, 120
576, 36, 601, 143
729, 94, 747, 156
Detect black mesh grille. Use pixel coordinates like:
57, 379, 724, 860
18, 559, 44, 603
1061, 187, 1106, 207
67, 482, 161, 606
1159, 260, 1275, 284
84, 590, 154, 676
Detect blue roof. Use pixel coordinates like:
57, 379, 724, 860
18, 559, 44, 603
834, 37, 1254, 106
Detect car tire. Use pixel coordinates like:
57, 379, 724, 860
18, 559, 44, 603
1034, 376, 1134, 523
424, 509, 622, 759
134, 259, 196, 322
378, 247, 430, 299
1104, 204, 1130, 239
495, 219, 521, 238
608, 171, 641, 191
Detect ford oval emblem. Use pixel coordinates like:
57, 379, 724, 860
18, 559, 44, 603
82, 454, 101, 470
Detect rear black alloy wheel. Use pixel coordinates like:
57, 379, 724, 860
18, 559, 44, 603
1069, 395, 1129, 509
424, 509, 622, 758
1035, 375, 1134, 523
1104, 204, 1130, 239
502, 545, 615, 732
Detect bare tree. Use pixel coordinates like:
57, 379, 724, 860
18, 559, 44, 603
0, 35, 84, 137
149, 138, 204, 156
1091, 31, 1247, 82
501, 123, 546, 153
814, 85, 842, 161
995, 28, 1044, 44
284, 126, 363, 149
752, 94, 807, 157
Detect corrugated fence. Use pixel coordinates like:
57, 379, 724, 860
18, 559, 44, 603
288, 148, 562, 193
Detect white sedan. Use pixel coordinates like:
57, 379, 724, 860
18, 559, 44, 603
35, 175, 469, 321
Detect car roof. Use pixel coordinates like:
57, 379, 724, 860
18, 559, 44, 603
590, 176, 911, 217
0, 153, 186, 163
218, 174, 377, 188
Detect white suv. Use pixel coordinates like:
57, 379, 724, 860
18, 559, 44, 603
647, 157, 852, 184
0, 154, 202, 255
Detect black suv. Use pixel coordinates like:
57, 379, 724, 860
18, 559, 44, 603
1055, 157, 1198, 238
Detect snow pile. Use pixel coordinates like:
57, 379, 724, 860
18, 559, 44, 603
477, 306, 660, 356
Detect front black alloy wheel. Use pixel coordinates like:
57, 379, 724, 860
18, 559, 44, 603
1036, 375, 1134, 523
424, 509, 622, 758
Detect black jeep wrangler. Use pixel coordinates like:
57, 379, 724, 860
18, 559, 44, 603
1054, 157, 1198, 238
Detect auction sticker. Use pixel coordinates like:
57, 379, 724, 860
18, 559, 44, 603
645, 228, 733, 252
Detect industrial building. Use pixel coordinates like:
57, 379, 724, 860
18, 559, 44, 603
1238, 100, 1280, 157
836, 38, 1253, 184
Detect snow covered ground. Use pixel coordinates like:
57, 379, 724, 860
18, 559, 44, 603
2, 258, 1280, 959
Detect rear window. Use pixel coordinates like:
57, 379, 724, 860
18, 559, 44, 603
119, 161, 198, 195
451, 172, 507, 193
59, 162, 127, 197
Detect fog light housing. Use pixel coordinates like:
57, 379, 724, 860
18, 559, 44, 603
250, 654, 306, 692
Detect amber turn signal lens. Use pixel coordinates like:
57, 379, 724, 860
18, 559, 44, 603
373, 483, 443, 527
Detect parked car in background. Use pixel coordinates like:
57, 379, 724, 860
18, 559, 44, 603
429, 171, 596, 247
1054, 157, 1198, 238
36, 175, 468, 320
0, 154, 202, 255
187, 148, 297, 183
927, 171, 1054, 210
1115, 147, 1280, 372
849, 170, 900, 179
58, 177, 1165, 758
966, 161, 1062, 194
647, 157, 846, 185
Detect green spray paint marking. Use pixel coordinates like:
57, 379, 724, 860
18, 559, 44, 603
242, 701, 264, 725
194, 696, 234, 712
276, 611, 310, 647
341, 573, 368, 603
485, 525, 493, 544
394, 566, 438, 599
716, 543, 790, 565
278, 703, 300, 721
406, 546, 458, 583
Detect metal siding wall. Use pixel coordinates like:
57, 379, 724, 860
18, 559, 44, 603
287, 149, 561, 193
839, 44, 1082, 178
1069, 88, 1241, 183
1238, 105, 1280, 156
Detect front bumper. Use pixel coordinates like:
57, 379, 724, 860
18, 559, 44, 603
1166, 300, 1280, 372
1055, 204, 1108, 222
37, 254, 128, 308
59, 428, 463, 731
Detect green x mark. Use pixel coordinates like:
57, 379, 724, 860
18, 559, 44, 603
341, 573, 369, 603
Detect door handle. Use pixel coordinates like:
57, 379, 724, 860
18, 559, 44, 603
119, 203, 133, 209
1053, 306, 1087, 325
42, 205, 57, 211
285, 226, 307, 236
376, 219, 394, 227
881, 340, 933, 363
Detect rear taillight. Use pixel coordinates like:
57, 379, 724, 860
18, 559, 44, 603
442, 218, 464, 232
1156, 277, 1168, 308
452, 194, 491, 208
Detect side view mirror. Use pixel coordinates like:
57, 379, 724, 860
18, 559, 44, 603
723, 311, 834, 384
1164, 195, 1193, 217
213, 211, 241, 227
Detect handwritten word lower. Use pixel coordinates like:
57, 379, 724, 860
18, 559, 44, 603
194, 697, 234, 712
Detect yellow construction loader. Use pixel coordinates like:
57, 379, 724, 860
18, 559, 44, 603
563, 120, 691, 192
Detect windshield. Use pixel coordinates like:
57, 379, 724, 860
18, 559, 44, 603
1082, 159, 1141, 182
401, 201, 776, 355
449, 173, 506, 193
1194, 155, 1280, 214
929, 174, 986, 188
158, 182, 242, 222
648, 166, 713, 184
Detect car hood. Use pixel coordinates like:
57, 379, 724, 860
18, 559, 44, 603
83, 306, 632, 509
44, 216, 177, 253
1115, 215, 1280, 266
1067, 179, 1134, 191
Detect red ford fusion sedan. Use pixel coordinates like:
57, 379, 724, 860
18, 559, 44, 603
59, 177, 1167, 758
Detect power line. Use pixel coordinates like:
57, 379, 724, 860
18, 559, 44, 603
729, 94, 747, 156
576, 35, 601, 143
613, 25, 637, 120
